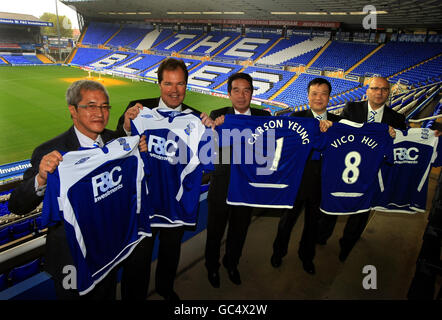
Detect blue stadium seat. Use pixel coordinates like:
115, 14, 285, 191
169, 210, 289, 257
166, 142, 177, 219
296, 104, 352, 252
0, 227, 11, 246
11, 219, 32, 240
34, 216, 44, 232
9, 259, 41, 285
0, 273, 7, 291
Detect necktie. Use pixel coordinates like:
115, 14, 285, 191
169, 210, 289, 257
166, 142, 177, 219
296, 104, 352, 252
93, 140, 102, 148
315, 115, 323, 120
368, 110, 377, 123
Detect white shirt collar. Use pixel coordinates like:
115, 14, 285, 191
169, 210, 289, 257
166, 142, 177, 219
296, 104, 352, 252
234, 107, 252, 116
73, 126, 103, 148
158, 98, 182, 112
311, 110, 327, 120
367, 102, 385, 123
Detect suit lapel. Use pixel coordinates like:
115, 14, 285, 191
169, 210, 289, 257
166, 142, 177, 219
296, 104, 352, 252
66, 126, 81, 151
362, 101, 369, 122
381, 106, 392, 124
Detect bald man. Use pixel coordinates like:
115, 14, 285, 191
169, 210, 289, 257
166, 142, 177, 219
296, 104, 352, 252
317, 77, 407, 262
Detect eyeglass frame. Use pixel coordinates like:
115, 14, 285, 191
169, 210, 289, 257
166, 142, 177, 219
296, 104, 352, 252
368, 87, 390, 93
75, 104, 112, 112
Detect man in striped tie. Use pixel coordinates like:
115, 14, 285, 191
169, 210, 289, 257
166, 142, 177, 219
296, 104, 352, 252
317, 76, 407, 262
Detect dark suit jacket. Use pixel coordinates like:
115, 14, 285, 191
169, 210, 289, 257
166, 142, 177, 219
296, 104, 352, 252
208, 106, 270, 203
289, 109, 342, 200
8, 126, 118, 282
341, 101, 407, 130
116, 97, 200, 136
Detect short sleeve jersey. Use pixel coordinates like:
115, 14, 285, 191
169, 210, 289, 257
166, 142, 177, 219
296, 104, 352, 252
319, 120, 393, 215
218, 114, 323, 208
42, 136, 150, 295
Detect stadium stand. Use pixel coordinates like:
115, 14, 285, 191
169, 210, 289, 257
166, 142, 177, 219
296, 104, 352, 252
274, 73, 361, 108
114, 53, 166, 76
106, 24, 153, 48
389, 55, 442, 87
215, 35, 280, 61
153, 30, 205, 53
258, 36, 329, 66
81, 21, 121, 45
310, 41, 378, 71
216, 66, 296, 100
69, 47, 113, 66
351, 41, 442, 77
188, 61, 244, 89
182, 31, 240, 56
149, 29, 175, 49
1, 54, 42, 65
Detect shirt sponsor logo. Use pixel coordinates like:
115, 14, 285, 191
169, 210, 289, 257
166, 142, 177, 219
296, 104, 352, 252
91, 166, 123, 202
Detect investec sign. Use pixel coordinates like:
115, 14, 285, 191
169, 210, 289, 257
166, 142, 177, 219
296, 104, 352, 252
0, 160, 31, 183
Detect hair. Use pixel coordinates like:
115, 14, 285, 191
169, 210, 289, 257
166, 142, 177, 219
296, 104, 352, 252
227, 72, 253, 94
157, 58, 188, 84
367, 76, 390, 89
66, 80, 109, 107
307, 78, 332, 95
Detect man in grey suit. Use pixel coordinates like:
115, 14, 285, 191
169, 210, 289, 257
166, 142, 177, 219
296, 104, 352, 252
205, 72, 270, 288
317, 76, 407, 262
270, 78, 341, 275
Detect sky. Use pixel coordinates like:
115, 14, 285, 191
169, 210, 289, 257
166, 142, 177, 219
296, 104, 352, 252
0, 0, 79, 29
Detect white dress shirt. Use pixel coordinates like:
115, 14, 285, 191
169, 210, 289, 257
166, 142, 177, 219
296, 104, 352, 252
367, 102, 385, 123
234, 107, 252, 116
35, 126, 104, 195
311, 110, 327, 120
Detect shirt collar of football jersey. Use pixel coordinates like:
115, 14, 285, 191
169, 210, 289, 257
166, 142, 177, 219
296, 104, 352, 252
367, 101, 385, 123
74, 126, 103, 148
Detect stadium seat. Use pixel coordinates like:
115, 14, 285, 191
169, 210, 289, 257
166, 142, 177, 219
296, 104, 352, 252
8, 259, 41, 285
0, 273, 7, 291
10, 219, 32, 240
33, 216, 46, 234
0, 226, 11, 246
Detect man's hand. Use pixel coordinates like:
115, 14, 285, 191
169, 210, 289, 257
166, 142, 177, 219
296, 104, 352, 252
138, 135, 147, 153
213, 115, 225, 128
37, 151, 63, 187
434, 130, 442, 137
388, 126, 396, 139
124, 103, 144, 132
319, 120, 333, 133
200, 112, 215, 129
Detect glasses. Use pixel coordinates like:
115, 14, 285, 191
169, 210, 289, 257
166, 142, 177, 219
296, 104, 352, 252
77, 104, 112, 112
369, 87, 389, 93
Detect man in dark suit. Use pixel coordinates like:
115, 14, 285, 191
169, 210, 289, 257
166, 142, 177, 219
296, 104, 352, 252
270, 78, 341, 275
204, 72, 270, 288
8, 80, 123, 299
317, 76, 407, 262
116, 58, 213, 301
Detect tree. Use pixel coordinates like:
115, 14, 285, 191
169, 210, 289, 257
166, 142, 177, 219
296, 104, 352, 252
40, 12, 73, 38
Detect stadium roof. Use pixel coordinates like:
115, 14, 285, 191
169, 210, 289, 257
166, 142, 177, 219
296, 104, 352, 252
0, 12, 42, 22
62, 0, 442, 29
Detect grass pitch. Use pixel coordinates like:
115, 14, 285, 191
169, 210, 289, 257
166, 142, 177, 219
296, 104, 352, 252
0, 65, 245, 165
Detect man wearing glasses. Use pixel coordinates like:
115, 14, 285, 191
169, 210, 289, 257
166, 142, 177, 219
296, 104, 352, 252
317, 76, 407, 262
8, 80, 133, 299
